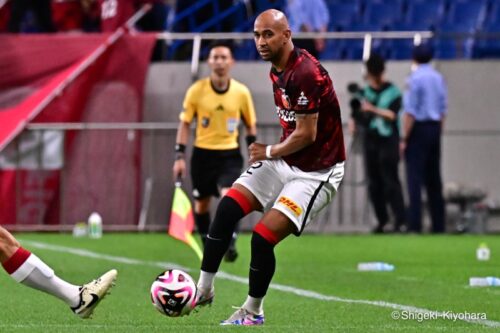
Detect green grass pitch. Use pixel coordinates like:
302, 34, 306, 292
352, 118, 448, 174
0, 233, 499, 332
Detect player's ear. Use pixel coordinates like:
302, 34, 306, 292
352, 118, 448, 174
283, 29, 291, 43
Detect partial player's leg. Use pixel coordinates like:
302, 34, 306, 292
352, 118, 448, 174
220, 187, 239, 262
218, 149, 245, 263
221, 209, 295, 326
196, 183, 261, 306
0, 226, 117, 318
196, 160, 283, 309
221, 161, 344, 325
193, 197, 211, 247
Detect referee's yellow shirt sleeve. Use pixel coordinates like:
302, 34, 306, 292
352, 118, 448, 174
241, 87, 257, 126
179, 83, 198, 123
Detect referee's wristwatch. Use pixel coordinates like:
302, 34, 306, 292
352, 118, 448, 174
175, 143, 186, 160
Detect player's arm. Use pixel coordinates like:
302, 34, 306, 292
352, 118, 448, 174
399, 112, 415, 156
401, 112, 415, 142
173, 83, 197, 180
173, 121, 190, 180
248, 112, 318, 163
361, 100, 398, 121
245, 124, 257, 147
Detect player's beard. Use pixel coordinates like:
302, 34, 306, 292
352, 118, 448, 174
259, 50, 277, 62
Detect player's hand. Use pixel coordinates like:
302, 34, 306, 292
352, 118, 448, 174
173, 158, 186, 181
361, 100, 376, 113
248, 142, 267, 164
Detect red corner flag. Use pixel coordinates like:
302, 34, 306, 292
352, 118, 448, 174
168, 182, 203, 260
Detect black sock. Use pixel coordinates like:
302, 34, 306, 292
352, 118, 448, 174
201, 196, 247, 273
194, 212, 210, 247
228, 222, 240, 251
249, 231, 276, 298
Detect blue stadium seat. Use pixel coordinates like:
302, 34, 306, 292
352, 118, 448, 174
233, 40, 259, 60
340, 23, 383, 60
434, 38, 461, 59
320, 40, 344, 60
483, 1, 500, 26
384, 39, 415, 59
435, 21, 475, 58
405, 1, 445, 30
253, 0, 285, 13
446, 1, 486, 30
324, 0, 363, 4
391, 21, 432, 32
327, 3, 361, 31
362, 2, 401, 30
473, 21, 500, 58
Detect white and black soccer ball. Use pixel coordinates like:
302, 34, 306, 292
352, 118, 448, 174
150, 269, 197, 317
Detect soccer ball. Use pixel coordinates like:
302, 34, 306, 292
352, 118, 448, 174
150, 269, 197, 317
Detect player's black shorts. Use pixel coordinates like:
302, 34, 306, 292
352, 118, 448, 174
190, 147, 243, 199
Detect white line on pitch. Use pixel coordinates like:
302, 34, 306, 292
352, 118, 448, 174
20, 240, 500, 328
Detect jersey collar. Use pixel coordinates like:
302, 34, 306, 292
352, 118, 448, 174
271, 47, 299, 76
210, 78, 231, 95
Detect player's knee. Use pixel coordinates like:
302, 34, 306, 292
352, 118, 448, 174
225, 187, 253, 215
194, 198, 211, 214
0, 228, 20, 257
253, 222, 280, 246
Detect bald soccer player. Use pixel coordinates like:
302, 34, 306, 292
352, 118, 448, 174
193, 10, 345, 326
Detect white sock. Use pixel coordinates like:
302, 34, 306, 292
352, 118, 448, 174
243, 295, 264, 315
197, 270, 215, 294
12, 254, 80, 307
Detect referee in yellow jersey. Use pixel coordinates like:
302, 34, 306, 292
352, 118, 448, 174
173, 43, 257, 262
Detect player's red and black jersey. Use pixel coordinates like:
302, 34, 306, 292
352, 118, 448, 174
269, 48, 346, 172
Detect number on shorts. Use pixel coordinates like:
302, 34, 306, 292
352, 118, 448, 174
246, 162, 263, 175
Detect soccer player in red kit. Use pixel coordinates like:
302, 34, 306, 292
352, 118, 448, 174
194, 9, 345, 326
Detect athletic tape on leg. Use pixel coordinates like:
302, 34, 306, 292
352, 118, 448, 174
226, 188, 253, 215
254, 222, 279, 246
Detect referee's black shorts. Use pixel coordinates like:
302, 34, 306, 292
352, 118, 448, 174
190, 147, 243, 199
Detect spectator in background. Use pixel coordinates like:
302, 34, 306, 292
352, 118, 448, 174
401, 43, 447, 233
349, 54, 406, 233
285, 0, 329, 58
81, 0, 101, 32
8, 0, 55, 32
98, 0, 137, 31
97, 0, 168, 59
97, 0, 163, 32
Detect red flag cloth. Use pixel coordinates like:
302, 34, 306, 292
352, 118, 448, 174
168, 185, 203, 260
0, 33, 156, 229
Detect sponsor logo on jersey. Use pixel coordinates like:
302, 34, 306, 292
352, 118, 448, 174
215, 104, 224, 111
297, 91, 309, 107
280, 88, 291, 109
276, 107, 296, 122
277, 196, 302, 216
